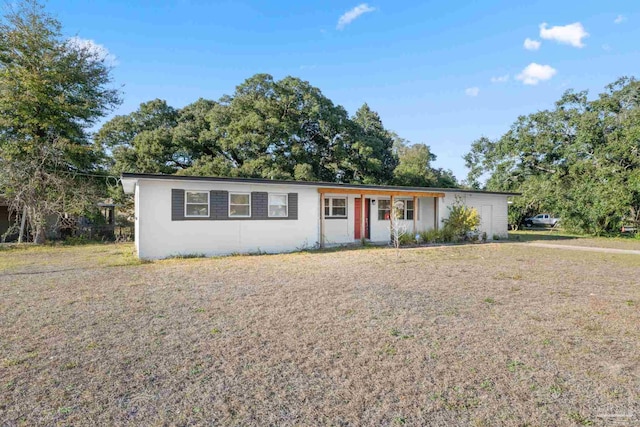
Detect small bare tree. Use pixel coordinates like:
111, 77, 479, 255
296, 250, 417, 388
390, 200, 408, 258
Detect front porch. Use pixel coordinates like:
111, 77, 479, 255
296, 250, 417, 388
318, 187, 445, 248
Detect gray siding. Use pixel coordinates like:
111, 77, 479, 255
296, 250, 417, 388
210, 190, 229, 220
172, 189, 298, 221
251, 192, 298, 220
172, 189, 223, 221
251, 192, 268, 219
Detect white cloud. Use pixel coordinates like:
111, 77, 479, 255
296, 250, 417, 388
465, 87, 480, 97
490, 74, 509, 83
539, 22, 588, 48
614, 15, 626, 24
523, 38, 541, 51
66, 36, 118, 66
337, 3, 376, 30
516, 63, 557, 85
602, 44, 611, 51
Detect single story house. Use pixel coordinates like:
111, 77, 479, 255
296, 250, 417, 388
121, 173, 518, 259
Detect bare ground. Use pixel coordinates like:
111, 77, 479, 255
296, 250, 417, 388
1, 243, 639, 426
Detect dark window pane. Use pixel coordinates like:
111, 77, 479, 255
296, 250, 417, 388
378, 200, 390, 220
230, 193, 250, 205
186, 204, 208, 216
333, 207, 346, 217
230, 205, 250, 216
186, 192, 208, 204
333, 198, 346, 208
269, 205, 287, 217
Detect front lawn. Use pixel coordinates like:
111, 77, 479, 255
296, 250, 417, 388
1, 243, 639, 425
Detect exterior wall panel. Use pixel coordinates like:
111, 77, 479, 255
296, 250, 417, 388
438, 192, 509, 239
137, 180, 318, 259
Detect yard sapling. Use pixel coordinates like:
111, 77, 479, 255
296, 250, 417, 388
390, 200, 408, 257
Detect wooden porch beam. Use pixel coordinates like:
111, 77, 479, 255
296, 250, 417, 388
317, 187, 444, 198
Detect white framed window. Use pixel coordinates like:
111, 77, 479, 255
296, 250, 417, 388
396, 199, 414, 220
324, 197, 347, 218
378, 199, 390, 220
378, 199, 415, 220
229, 192, 251, 217
268, 194, 288, 218
185, 191, 209, 217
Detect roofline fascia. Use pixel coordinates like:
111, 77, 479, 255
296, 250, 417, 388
120, 172, 521, 197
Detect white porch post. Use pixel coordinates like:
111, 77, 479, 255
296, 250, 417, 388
360, 193, 366, 243
320, 193, 325, 248
413, 196, 417, 235
390, 194, 395, 242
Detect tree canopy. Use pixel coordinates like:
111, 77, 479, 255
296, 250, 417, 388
97, 74, 457, 187
465, 77, 640, 234
0, 0, 120, 242
393, 137, 457, 188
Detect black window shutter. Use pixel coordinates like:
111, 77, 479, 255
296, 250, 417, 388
288, 193, 298, 220
172, 189, 185, 221
210, 190, 229, 220
251, 192, 268, 219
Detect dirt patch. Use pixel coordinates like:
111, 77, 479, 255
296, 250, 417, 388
1, 243, 639, 425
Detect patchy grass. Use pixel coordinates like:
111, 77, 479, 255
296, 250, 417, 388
510, 230, 640, 250
1, 242, 639, 425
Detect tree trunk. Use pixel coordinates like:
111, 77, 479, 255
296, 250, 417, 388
29, 207, 47, 244
18, 205, 28, 243
33, 224, 46, 244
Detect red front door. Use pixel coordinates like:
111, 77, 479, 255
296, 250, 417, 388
354, 198, 370, 239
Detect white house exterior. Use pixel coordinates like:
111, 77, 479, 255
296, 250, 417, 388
121, 173, 518, 259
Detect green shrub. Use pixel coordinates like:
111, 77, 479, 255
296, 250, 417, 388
420, 229, 441, 243
419, 228, 455, 243
442, 198, 481, 241
440, 227, 455, 242
397, 233, 416, 246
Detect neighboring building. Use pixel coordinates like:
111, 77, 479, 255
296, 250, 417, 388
0, 198, 117, 242
121, 173, 518, 259
0, 198, 17, 241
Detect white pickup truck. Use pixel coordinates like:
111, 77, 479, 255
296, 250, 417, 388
524, 213, 560, 227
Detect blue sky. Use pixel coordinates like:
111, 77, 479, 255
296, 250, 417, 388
49, 0, 639, 181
